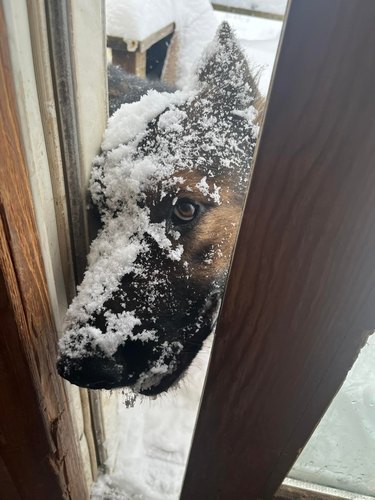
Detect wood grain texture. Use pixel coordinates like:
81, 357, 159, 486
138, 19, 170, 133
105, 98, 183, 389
0, 4, 88, 499
181, 1, 375, 499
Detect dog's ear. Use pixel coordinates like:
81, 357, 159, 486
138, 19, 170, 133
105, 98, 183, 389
196, 22, 258, 112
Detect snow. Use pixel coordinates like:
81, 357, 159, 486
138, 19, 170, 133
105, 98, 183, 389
106, 0, 175, 41
106, 0, 282, 95
290, 334, 375, 497
105, 0, 218, 90
170, 1, 283, 94
195, 176, 221, 204
102, 90, 191, 152
91, 337, 212, 500
172, 1, 220, 89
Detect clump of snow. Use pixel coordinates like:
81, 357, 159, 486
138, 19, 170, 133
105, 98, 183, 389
102, 90, 191, 152
195, 176, 221, 204
133, 341, 184, 393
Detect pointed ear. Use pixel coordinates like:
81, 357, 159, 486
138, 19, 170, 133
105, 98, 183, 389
196, 22, 258, 111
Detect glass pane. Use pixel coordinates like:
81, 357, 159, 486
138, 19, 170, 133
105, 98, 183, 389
288, 333, 375, 497
57, 1, 285, 498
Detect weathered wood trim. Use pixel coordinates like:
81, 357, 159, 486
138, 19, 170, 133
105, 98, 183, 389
44, 0, 89, 284
212, 2, 284, 21
45, 0, 108, 473
181, 1, 375, 498
88, 390, 108, 470
66, 0, 108, 472
0, 3, 88, 497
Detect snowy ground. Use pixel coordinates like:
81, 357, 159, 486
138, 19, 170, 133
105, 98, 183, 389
92, 2, 375, 499
92, 338, 212, 500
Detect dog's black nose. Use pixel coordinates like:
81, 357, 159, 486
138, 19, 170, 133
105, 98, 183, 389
57, 353, 124, 390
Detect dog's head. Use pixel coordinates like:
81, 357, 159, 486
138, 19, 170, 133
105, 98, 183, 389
57, 23, 260, 395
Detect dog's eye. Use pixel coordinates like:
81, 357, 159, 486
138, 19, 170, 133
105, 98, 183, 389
173, 200, 198, 222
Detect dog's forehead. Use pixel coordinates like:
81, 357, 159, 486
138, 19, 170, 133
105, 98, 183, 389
135, 102, 256, 179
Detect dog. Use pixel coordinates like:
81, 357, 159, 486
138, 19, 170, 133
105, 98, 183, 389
57, 22, 261, 396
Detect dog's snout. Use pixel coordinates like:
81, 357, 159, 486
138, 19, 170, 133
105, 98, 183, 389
57, 353, 124, 390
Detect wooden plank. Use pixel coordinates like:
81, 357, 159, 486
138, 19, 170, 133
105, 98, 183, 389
212, 2, 284, 21
181, 1, 375, 498
139, 22, 175, 52
111, 49, 146, 78
107, 23, 175, 54
108, 23, 174, 78
0, 4, 88, 498
45, 0, 89, 284
107, 35, 134, 51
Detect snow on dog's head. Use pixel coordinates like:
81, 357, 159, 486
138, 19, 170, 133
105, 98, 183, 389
57, 23, 260, 395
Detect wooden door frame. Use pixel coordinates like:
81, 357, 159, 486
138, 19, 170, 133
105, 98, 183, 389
0, 3, 88, 497
182, 1, 375, 498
